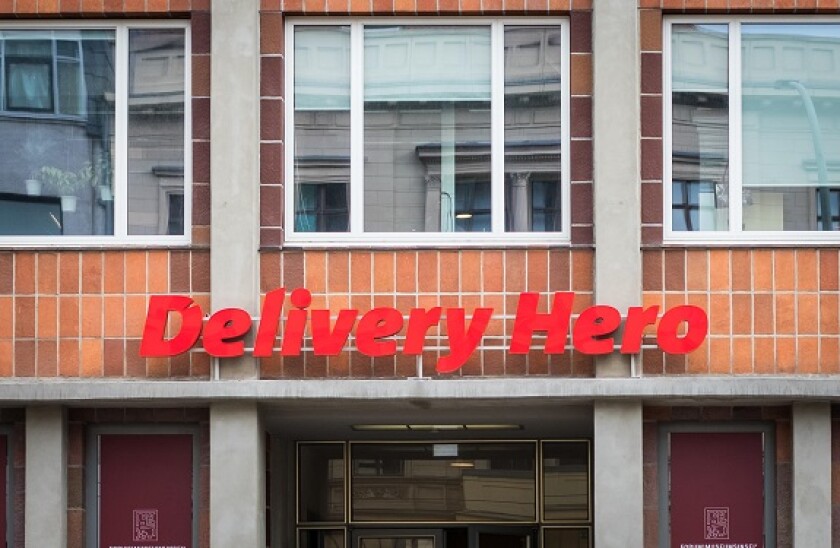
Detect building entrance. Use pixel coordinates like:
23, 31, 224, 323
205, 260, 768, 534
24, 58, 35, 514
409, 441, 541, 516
294, 440, 591, 548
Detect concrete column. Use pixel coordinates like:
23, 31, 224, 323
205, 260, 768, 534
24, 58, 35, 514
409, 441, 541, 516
25, 406, 66, 548
592, 0, 641, 378
210, 402, 265, 548
424, 175, 442, 231
792, 402, 831, 547
510, 172, 531, 232
211, 0, 260, 378
594, 400, 643, 548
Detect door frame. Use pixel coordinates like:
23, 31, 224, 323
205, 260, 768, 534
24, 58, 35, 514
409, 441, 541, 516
657, 422, 776, 548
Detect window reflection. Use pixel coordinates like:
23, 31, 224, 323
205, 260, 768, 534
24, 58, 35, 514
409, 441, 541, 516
542, 528, 590, 548
0, 29, 115, 236
670, 25, 729, 232
299, 444, 345, 523
351, 443, 536, 522
363, 26, 492, 233
504, 26, 562, 232
742, 24, 840, 231
127, 28, 186, 236
542, 442, 589, 522
293, 26, 351, 233
299, 529, 345, 548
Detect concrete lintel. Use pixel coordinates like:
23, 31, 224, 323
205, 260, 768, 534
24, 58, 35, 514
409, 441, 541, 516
0, 377, 838, 404
25, 406, 67, 548
792, 402, 831, 547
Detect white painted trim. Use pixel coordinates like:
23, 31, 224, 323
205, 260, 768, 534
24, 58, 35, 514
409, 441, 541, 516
115, 26, 129, 239
0, 20, 192, 248
491, 21, 505, 235
662, 22, 673, 236
284, 22, 296, 238
560, 21, 572, 238
350, 22, 365, 235
284, 18, 571, 247
663, 17, 840, 243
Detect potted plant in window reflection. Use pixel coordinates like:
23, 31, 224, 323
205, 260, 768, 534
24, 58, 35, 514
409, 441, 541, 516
21, 137, 51, 196
24, 173, 42, 197
37, 163, 100, 213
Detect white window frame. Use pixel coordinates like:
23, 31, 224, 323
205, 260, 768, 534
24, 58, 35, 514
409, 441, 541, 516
0, 20, 192, 248
664, 16, 840, 244
284, 18, 570, 247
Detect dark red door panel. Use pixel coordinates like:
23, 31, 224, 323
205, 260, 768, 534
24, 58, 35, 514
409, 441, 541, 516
99, 434, 193, 548
670, 432, 764, 548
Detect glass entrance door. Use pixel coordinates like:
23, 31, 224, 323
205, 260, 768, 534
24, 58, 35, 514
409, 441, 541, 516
352, 529, 443, 548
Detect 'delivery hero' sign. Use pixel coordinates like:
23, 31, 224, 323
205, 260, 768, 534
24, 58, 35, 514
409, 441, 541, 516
140, 290, 708, 373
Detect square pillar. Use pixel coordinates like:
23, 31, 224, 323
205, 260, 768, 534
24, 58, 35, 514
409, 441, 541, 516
793, 402, 831, 547
25, 406, 66, 548
210, 402, 265, 547
594, 400, 643, 548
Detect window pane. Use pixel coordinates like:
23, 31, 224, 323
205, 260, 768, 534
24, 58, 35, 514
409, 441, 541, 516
127, 29, 186, 235
0, 30, 115, 236
299, 529, 345, 548
7, 58, 51, 111
542, 528, 590, 548
351, 442, 535, 522
294, 26, 351, 233
542, 442, 589, 522
742, 24, 840, 231
672, 24, 728, 92
671, 24, 729, 231
504, 26, 562, 232
363, 26, 491, 232
299, 444, 345, 523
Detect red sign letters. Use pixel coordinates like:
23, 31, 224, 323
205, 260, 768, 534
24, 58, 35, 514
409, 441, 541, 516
140, 289, 707, 373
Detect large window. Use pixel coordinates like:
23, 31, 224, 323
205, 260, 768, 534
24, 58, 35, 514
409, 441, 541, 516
286, 20, 568, 244
666, 20, 840, 241
0, 23, 190, 245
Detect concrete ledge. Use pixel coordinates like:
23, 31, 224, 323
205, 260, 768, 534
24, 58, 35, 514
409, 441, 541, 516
0, 377, 839, 405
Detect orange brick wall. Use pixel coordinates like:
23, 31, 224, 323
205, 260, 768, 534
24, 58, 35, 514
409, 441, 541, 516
259, 249, 595, 378
643, 249, 840, 374
0, 251, 211, 378
642, 406, 793, 548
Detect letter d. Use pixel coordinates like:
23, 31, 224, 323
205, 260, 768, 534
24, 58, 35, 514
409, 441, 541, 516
140, 295, 203, 357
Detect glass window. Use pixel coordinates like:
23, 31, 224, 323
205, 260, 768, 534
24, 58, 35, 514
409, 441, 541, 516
299, 529, 345, 548
0, 25, 190, 244
541, 441, 589, 522
542, 527, 591, 548
288, 20, 568, 243
299, 443, 346, 523
350, 442, 536, 523
668, 21, 840, 239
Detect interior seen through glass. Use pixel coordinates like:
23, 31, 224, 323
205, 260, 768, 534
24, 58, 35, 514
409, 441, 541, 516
296, 441, 591, 548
